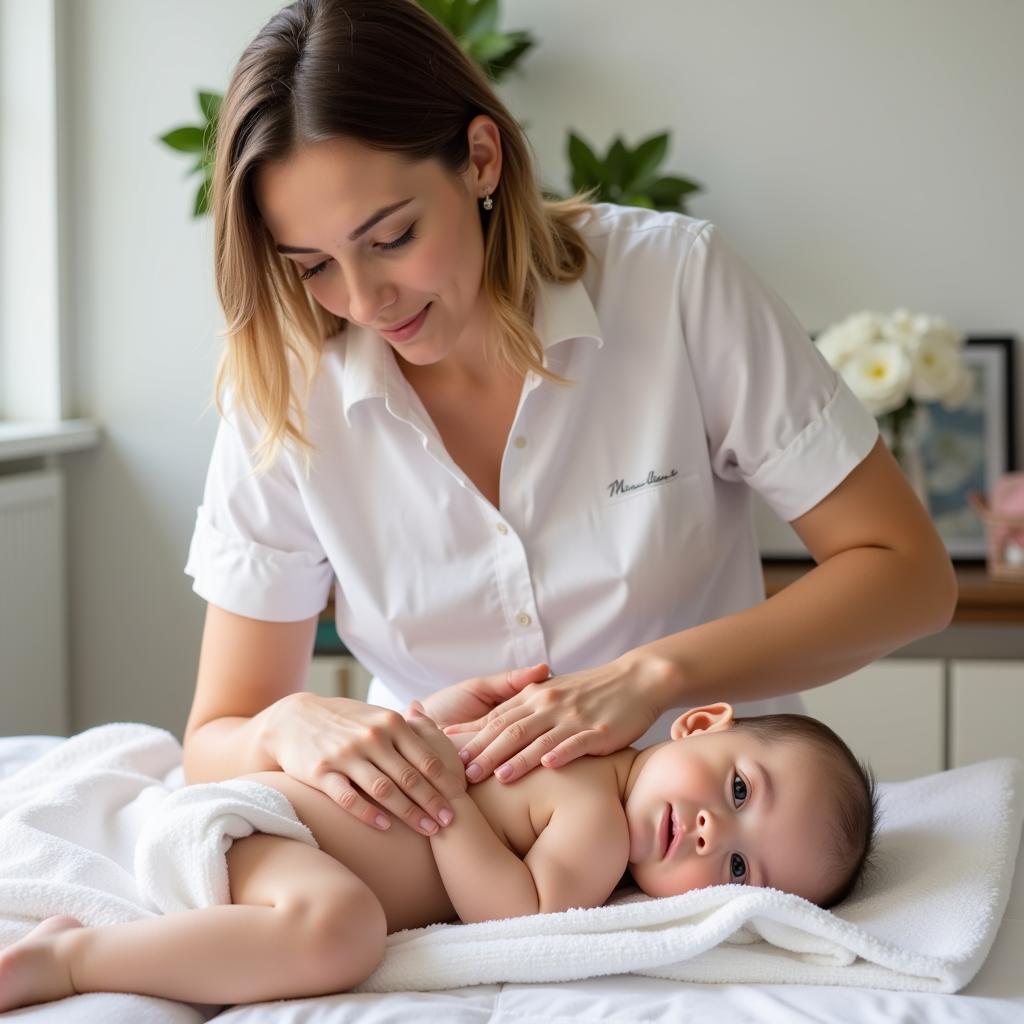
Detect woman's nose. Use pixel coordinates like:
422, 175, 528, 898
345, 268, 394, 326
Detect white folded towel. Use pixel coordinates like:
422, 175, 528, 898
0, 723, 1020, 996
356, 752, 1024, 994
0, 722, 315, 946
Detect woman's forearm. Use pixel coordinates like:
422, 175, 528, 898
628, 544, 957, 711
181, 713, 279, 784
429, 793, 539, 923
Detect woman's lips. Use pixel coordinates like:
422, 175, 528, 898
379, 303, 431, 342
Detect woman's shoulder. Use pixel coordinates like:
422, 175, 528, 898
574, 203, 713, 284
577, 201, 711, 245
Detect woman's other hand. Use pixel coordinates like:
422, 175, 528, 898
415, 662, 552, 729
443, 656, 674, 784
262, 692, 467, 836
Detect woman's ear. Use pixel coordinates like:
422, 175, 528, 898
670, 702, 734, 740
464, 114, 502, 196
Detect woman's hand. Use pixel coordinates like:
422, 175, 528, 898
414, 662, 552, 729
261, 663, 552, 834
442, 655, 675, 784
263, 692, 463, 836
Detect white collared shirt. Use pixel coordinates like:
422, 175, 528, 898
185, 204, 878, 746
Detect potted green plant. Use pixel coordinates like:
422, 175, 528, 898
159, 1, 701, 217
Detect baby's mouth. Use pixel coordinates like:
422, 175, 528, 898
663, 805, 684, 860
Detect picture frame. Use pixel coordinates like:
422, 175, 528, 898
756, 335, 1017, 563
919, 335, 1016, 560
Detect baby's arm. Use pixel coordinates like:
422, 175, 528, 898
430, 788, 630, 924
406, 704, 629, 923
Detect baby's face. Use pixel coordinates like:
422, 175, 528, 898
625, 719, 839, 905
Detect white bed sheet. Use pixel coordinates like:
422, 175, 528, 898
3, 735, 1022, 1024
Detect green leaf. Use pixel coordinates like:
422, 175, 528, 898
198, 91, 222, 125
469, 30, 516, 63
626, 132, 670, 191
605, 137, 630, 186
160, 126, 206, 154
620, 193, 655, 209
418, 0, 448, 24
485, 33, 535, 81
193, 176, 211, 218
647, 175, 702, 207
450, 0, 472, 36
464, 0, 499, 41
567, 132, 608, 192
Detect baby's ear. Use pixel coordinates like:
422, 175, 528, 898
670, 702, 734, 740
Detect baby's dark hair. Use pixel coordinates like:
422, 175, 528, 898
732, 713, 880, 909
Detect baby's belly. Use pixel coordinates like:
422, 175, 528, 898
241, 771, 457, 933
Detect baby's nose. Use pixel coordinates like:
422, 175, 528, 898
694, 810, 716, 855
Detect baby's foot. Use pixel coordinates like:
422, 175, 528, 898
0, 915, 83, 1012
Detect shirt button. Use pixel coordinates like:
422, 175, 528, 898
514, 436, 527, 449
516, 612, 532, 627
496, 522, 509, 535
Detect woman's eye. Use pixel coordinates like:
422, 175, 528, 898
299, 260, 329, 281
732, 772, 748, 807
297, 222, 418, 282
378, 222, 417, 251
730, 852, 748, 882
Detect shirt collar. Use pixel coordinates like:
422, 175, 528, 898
340, 275, 603, 423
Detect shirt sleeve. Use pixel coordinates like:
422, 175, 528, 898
183, 397, 335, 621
679, 222, 879, 523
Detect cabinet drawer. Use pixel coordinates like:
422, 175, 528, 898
799, 659, 945, 782
950, 660, 1024, 766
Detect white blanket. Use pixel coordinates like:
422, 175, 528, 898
0, 723, 1020, 996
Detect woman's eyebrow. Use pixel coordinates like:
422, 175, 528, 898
275, 197, 415, 254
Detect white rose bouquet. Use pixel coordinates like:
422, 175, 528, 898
814, 309, 973, 467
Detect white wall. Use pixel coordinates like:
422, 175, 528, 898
59, 0, 1024, 736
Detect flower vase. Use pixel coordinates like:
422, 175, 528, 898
884, 406, 930, 515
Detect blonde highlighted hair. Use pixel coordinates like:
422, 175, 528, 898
210, 0, 599, 477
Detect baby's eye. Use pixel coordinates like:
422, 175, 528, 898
730, 853, 748, 882
732, 772, 748, 807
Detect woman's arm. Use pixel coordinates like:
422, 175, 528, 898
182, 604, 319, 782
450, 438, 957, 782
625, 436, 958, 709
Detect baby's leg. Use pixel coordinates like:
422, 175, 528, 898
0, 833, 386, 1011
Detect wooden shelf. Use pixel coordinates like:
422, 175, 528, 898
763, 561, 1024, 625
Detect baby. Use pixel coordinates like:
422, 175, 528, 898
0, 701, 878, 1010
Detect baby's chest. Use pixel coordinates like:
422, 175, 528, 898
469, 773, 546, 857
468, 757, 610, 857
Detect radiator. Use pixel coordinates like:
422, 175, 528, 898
0, 468, 68, 735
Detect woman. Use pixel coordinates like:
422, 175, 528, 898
182, 0, 956, 839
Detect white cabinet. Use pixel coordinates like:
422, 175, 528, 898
799, 659, 945, 782
305, 656, 372, 702
950, 660, 1024, 767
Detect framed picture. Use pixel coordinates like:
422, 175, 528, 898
756, 335, 1017, 562
918, 336, 1016, 560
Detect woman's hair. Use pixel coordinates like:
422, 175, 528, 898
732, 713, 881, 909
210, 0, 599, 477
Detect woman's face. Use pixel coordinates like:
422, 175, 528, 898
253, 120, 501, 375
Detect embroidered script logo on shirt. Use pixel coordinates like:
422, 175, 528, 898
607, 468, 679, 499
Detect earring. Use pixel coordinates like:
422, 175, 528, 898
482, 191, 494, 211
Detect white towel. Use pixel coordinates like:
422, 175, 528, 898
356, 753, 1024, 995
0, 722, 315, 946
0, 724, 1020, 996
